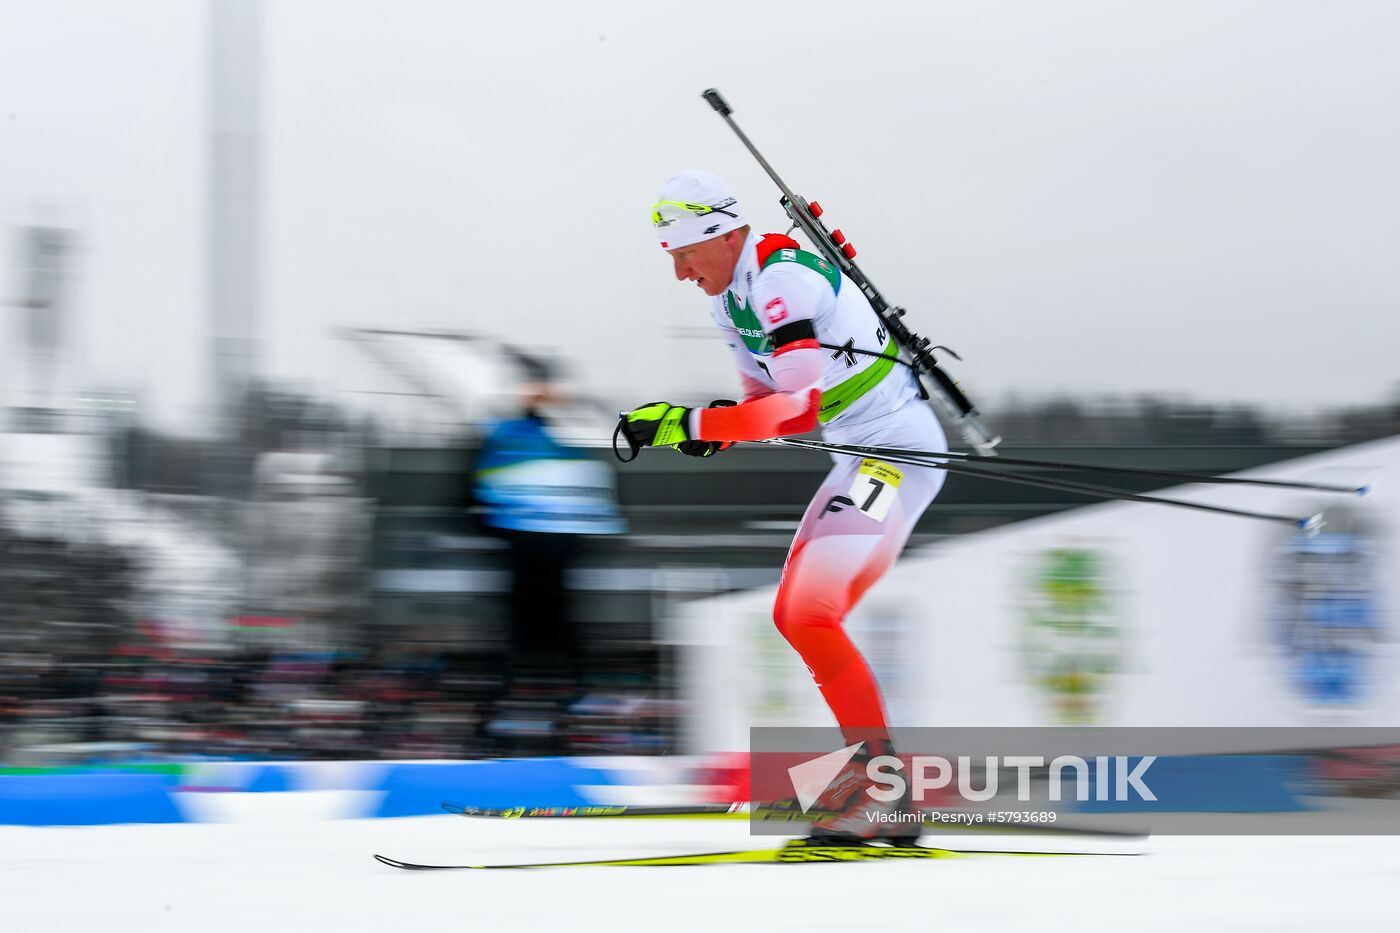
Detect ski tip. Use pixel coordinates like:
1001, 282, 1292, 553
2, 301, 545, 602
1356, 484, 1371, 497
1298, 513, 1325, 536
375, 854, 471, 871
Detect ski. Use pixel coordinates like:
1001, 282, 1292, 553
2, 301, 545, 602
373, 837, 1137, 870
438, 800, 1147, 839
439, 801, 747, 820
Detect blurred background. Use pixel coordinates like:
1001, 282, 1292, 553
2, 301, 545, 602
1, 0, 1398, 772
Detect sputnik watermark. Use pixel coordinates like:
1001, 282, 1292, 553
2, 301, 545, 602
867, 755, 1157, 803
868, 810, 1060, 825
787, 744, 1157, 812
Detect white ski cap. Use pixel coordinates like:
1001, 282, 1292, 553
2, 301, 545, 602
651, 170, 747, 249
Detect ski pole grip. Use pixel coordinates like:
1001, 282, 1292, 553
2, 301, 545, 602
702, 88, 732, 116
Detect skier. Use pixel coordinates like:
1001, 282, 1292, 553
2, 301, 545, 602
620, 170, 947, 841
472, 359, 626, 751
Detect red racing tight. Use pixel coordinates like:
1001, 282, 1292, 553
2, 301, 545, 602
772, 400, 946, 742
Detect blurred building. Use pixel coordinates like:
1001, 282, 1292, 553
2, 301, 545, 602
239, 449, 373, 650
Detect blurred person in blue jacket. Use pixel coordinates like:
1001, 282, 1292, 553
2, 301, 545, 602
471, 361, 626, 691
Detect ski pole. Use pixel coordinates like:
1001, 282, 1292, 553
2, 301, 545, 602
764, 436, 1369, 496
750, 439, 1326, 532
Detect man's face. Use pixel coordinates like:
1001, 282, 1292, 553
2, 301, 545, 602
668, 233, 739, 297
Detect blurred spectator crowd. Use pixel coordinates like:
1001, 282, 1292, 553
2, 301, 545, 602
0, 647, 681, 765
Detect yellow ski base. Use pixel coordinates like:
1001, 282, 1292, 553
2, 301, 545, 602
374, 838, 1081, 870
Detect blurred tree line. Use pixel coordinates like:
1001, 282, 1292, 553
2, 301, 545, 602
109, 381, 1400, 495
111, 381, 380, 496
981, 384, 1400, 447
0, 525, 138, 655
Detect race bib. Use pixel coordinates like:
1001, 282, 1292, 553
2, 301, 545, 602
847, 459, 903, 522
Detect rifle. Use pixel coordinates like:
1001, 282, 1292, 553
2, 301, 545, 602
702, 87, 1002, 456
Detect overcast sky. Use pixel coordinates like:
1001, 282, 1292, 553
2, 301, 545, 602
2, 0, 1398, 433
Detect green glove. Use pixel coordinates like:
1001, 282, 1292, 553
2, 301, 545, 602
675, 399, 737, 457
622, 401, 692, 448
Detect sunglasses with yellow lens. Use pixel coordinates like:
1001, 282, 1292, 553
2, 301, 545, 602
650, 199, 738, 227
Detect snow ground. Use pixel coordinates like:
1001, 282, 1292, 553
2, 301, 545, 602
0, 815, 1390, 933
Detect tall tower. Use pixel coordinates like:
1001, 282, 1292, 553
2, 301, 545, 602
12, 224, 71, 432
207, 0, 264, 436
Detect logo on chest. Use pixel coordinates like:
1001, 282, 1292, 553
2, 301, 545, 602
726, 292, 772, 355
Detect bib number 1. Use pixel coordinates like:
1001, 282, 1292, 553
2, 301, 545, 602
847, 459, 903, 522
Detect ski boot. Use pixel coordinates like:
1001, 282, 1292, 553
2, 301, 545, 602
804, 740, 924, 847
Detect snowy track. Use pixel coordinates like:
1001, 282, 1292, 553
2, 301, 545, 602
1, 815, 1391, 932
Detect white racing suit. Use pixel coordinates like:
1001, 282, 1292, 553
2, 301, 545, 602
691, 231, 947, 738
